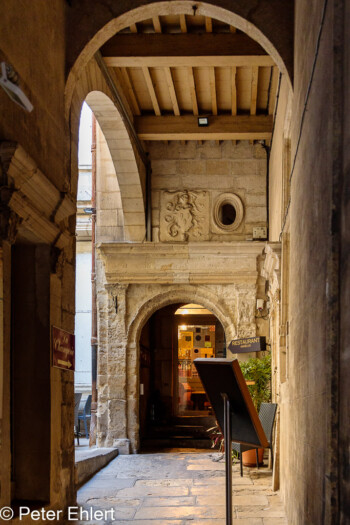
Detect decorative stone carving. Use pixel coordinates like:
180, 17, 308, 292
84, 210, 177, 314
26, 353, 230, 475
160, 190, 209, 241
261, 244, 281, 309
237, 295, 256, 338
0, 143, 75, 247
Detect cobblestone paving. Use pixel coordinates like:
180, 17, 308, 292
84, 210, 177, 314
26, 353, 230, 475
76, 450, 288, 524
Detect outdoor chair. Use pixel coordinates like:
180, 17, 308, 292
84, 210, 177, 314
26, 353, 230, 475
78, 394, 92, 438
232, 402, 277, 477
74, 392, 82, 445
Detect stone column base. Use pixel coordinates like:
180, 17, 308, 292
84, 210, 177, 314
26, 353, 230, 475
112, 438, 131, 455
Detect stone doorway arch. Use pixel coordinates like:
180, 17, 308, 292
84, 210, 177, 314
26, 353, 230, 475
137, 301, 227, 450
86, 91, 145, 241
125, 286, 237, 451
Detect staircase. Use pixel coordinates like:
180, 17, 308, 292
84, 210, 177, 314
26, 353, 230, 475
141, 415, 217, 450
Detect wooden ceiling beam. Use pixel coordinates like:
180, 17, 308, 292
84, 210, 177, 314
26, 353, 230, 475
179, 14, 187, 33
130, 23, 138, 33
231, 66, 237, 116
152, 16, 162, 33
187, 67, 198, 116
250, 66, 259, 144
250, 66, 259, 116
268, 66, 279, 115
142, 66, 161, 116
119, 67, 141, 116
209, 67, 217, 116
164, 67, 180, 116
135, 115, 273, 141
205, 17, 213, 32
101, 33, 274, 68
231, 66, 237, 146
104, 55, 273, 68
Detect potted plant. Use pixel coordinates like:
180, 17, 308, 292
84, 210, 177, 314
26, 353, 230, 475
239, 353, 272, 466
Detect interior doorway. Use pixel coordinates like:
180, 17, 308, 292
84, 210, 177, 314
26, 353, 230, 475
139, 302, 225, 450
11, 244, 51, 508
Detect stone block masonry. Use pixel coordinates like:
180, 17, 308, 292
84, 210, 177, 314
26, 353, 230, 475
148, 141, 267, 242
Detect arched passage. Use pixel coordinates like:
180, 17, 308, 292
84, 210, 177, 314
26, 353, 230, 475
125, 286, 236, 451
69, 58, 146, 241
86, 91, 145, 241
138, 301, 226, 450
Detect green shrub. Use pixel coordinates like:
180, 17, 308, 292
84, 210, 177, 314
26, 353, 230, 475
239, 353, 271, 411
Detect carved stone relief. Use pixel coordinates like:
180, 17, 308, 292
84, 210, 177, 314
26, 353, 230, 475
237, 294, 256, 338
160, 190, 209, 241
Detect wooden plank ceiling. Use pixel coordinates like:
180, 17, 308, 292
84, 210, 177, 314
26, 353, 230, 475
100, 14, 278, 143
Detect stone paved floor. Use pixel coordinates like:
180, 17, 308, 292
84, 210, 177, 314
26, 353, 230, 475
76, 450, 288, 524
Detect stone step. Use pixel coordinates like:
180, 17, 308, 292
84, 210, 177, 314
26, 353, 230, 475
171, 415, 216, 427
141, 436, 213, 450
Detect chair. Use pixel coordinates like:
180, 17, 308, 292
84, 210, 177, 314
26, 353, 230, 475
232, 402, 277, 477
74, 393, 82, 445
78, 394, 92, 438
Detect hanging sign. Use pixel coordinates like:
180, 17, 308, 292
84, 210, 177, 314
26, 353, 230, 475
52, 326, 75, 371
228, 336, 266, 354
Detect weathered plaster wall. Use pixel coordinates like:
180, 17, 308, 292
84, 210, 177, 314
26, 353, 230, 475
148, 141, 267, 242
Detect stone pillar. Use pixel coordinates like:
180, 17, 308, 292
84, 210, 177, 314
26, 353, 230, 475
0, 242, 13, 507
0, 142, 21, 506
261, 243, 281, 490
103, 283, 130, 453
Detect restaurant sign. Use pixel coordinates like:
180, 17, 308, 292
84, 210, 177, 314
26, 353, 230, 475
228, 336, 266, 354
52, 326, 75, 371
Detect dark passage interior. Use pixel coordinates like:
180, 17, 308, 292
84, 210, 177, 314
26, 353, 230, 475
139, 303, 225, 450
11, 244, 51, 507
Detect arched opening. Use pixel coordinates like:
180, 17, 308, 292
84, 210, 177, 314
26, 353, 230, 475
138, 302, 226, 451
65, 0, 293, 116
65, 0, 293, 509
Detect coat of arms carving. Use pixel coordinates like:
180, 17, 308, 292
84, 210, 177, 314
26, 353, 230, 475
160, 190, 210, 241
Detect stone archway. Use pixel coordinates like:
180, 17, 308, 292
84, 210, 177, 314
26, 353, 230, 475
86, 91, 145, 241
65, 0, 293, 115
69, 58, 146, 241
125, 286, 237, 451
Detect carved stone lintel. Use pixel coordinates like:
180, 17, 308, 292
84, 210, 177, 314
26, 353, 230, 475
160, 190, 209, 241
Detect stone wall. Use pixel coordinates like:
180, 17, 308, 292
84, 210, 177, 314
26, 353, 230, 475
0, 143, 77, 514
340, 2, 350, 521
269, 1, 344, 523
148, 141, 267, 242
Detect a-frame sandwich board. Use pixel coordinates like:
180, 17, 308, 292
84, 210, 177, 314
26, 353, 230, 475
194, 358, 268, 525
